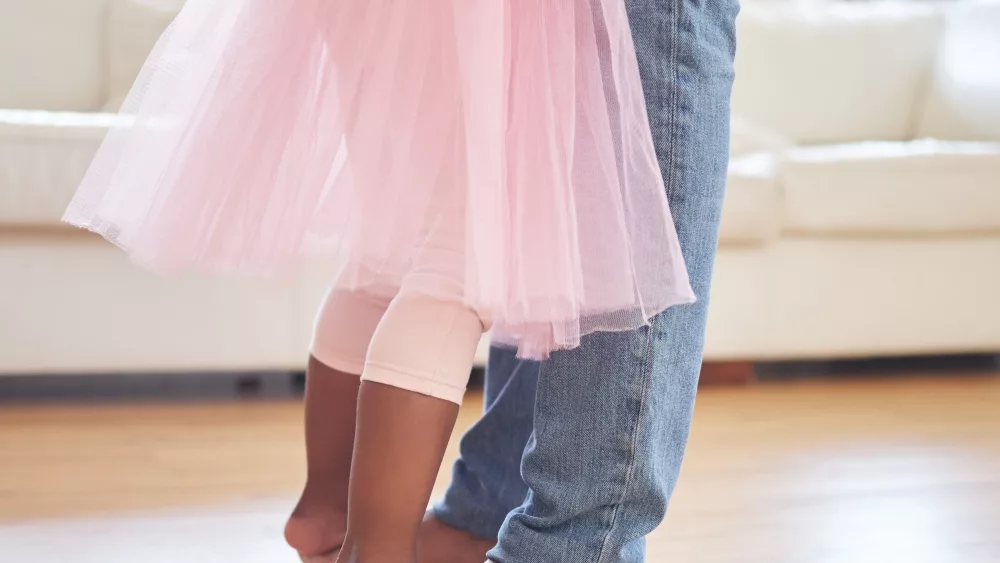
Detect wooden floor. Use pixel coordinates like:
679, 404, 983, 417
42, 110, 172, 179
1, 374, 999, 562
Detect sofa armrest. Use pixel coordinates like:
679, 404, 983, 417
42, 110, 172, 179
730, 116, 791, 158
720, 154, 783, 244
0, 110, 114, 226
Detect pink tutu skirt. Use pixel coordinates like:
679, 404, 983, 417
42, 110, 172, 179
63, 0, 695, 359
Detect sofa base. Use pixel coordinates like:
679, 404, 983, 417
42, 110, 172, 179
706, 236, 1000, 360
2, 233, 999, 374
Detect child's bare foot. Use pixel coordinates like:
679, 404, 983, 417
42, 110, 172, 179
285, 499, 346, 562
416, 512, 495, 563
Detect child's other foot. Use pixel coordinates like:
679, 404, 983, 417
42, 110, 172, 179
285, 502, 346, 562
416, 512, 494, 563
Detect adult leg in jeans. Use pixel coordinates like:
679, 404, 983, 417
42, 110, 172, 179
425, 0, 740, 561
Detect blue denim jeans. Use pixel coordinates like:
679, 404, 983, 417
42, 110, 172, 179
433, 0, 739, 561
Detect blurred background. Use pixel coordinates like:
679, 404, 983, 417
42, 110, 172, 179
1, 0, 998, 561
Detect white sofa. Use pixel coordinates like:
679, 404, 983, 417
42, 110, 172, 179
714, 0, 1000, 360
1, 0, 998, 375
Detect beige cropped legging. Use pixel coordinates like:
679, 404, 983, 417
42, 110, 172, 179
310, 288, 487, 404
312, 120, 489, 404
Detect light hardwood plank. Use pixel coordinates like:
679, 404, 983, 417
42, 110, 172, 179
0, 374, 997, 562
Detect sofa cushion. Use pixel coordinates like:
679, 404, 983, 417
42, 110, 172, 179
105, 0, 183, 111
0, 110, 110, 226
780, 140, 1000, 235
719, 154, 782, 244
733, 2, 944, 144
916, 0, 1000, 141
0, 0, 109, 111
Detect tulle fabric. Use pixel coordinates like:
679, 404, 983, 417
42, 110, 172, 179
63, 0, 695, 359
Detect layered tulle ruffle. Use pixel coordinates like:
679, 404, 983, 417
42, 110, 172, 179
63, 0, 695, 359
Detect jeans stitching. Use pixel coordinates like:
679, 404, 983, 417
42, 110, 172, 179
593, 325, 657, 563
665, 0, 680, 202
594, 0, 681, 555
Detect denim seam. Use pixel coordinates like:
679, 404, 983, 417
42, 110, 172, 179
595, 0, 681, 556
663, 0, 680, 202
594, 324, 657, 563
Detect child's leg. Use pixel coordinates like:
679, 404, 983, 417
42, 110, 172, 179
285, 356, 358, 561
340, 293, 486, 563
286, 289, 392, 561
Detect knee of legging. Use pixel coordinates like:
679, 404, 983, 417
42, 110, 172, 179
311, 288, 392, 375
362, 293, 486, 404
